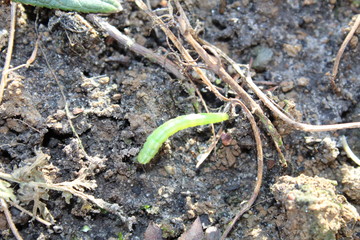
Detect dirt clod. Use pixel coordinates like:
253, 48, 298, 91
271, 174, 359, 240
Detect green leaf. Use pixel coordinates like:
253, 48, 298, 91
13, 0, 122, 13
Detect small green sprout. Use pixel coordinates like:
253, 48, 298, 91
117, 232, 124, 240
81, 225, 91, 232
141, 204, 152, 210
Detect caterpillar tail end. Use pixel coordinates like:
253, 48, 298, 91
136, 151, 151, 164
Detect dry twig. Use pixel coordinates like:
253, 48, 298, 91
6, 38, 39, 72
341, 135, 360, 166
220, 98, 263, 240
9, 201, 52, 227
135, 0, 229, 102
330, 14, 360, 93
87, 14, 184, 80
174, 2, 287, 166
0, 2, 17, 104
0, 198, 24, 240
38, 43, 88, 156
196, 126, 224, 168
133, 0, 360, 237
131, 0, 360, 237
201, 38, 360, 132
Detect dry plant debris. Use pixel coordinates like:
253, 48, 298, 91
0, 149, 133, 239
130, 0, 360, 238
0, 1, 359, 239
329, 14, 360, 93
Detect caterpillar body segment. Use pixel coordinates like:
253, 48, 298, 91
137, 113, 229, 164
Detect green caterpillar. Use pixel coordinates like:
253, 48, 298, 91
13, 0, 122, 13
137, 113, 229, 164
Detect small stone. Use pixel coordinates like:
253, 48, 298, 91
220, 133, 232, 146
197, 0, 218, 10
58, 69, 65, 76
340, 165, 360, 203
280, 81, 295, 92
112, 93, 122, 101
205, 226, 221, 240
283, 43, 302, 57
164, 165, 176, 175
53, 225, 63, 234
98, 76, 110, 84
252, 46, 274, 71
303, 0, 316, 5
0, 29, 8, 50
149, 0, 161, 8
225, 148, 236, 167
350, 36, 358, 48
53, 110, 66, 120
6, 119, 26, 133
0, 126, 9, 134
302, 15, 315, 24
72, 107, 83, 115
242, 0, 249, 7
297, 77, 310, 87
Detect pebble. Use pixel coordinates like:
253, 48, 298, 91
350, 36, 358, 48
164, 165, 176, 175
0, 29, 8, 49
280, 81, 295, 92
303, 0, 316, 5
252, 46, 274, 70
283, 43, 302, 57
297, 77, 310, 87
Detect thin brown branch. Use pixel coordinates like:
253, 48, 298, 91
132, 0, 360, 236
9, 201, 52, 227
341, 135, 360, 166
37, 43, 89, 158
330, 14, 360, 93
87, 14, 184, 80
134, 0, 228, 102
174, 0, 287, 166
6, 38, 39, 72
221, 98, 263, 240
0, 3, 17, 104
196, 126, 224, 168
244, 73, 360, 131
202, 38, 360, 132
0, 198, 24, 240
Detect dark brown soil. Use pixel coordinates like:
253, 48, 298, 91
0, 1, 359, 239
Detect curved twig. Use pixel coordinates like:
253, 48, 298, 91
0, 2, 17, 104
9, 201, 52, 227
341, 135, 360, 166
0, 198, 24, 240
221, 98, 263, 240
134, 0, 229, 102
204, 41, 360, 132
87, 14, 184, 80
244, 74, 360, 131
174, 1, 287, 166
330, 14, 360, 93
